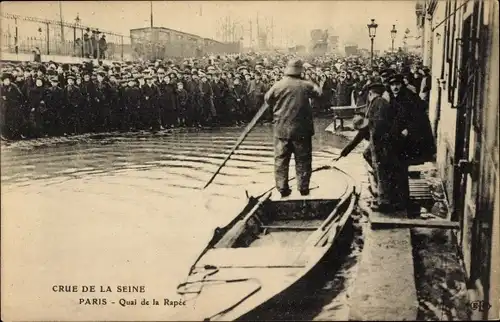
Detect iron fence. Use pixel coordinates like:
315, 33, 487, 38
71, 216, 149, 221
1, 12, 134, 61
1, 12, 240, 62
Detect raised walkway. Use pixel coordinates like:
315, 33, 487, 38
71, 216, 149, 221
348, 162, 460, 321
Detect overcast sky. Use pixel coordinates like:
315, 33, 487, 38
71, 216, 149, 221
2, 1, 418, 50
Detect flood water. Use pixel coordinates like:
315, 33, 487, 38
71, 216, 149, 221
1, 117, 367, 321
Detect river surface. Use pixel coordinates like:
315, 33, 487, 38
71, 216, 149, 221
1, 117, 367, 321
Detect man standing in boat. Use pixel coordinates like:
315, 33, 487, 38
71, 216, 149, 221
264, 59, 322, 198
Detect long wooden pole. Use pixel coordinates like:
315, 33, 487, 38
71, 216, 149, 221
203, 103, 269, 189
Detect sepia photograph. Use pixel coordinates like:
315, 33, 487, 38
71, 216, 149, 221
0, 0, 498, 321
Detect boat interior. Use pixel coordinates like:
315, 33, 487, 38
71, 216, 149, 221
213, 196, 343, 250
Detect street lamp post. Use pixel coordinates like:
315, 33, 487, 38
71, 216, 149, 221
74, 14, 81, 56
391, 24, 397, 52
367, 19, 378, 67
74, 14, 80, 45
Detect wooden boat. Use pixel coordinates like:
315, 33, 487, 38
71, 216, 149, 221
175, 165, 359, 321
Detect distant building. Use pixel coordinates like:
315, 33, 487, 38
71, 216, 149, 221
344, 44, 359, 56
130, 27, 239, 60
310, 29, 328, 55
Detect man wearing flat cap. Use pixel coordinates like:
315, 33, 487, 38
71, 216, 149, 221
1, 72, 24, 139
247, 70, 267, 121
184, 72, 202, 127
264, 59, 322, 198
157, 73, 177, 129
80, 70, 97, 132
45, 76, 65, 135
64, 74, 82, 133
95, 71, 111, 131
138, 74, 158, 131
364, 78, 411, 213
199, 72, 216, 126
211, 72, 229, 125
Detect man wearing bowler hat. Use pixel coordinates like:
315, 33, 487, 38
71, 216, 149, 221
264, 59, 322, 198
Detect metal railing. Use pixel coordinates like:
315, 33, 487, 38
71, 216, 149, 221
1, 12, 134, 61
1, 12, 241, 62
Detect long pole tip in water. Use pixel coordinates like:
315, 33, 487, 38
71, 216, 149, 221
202, 103, 269, 189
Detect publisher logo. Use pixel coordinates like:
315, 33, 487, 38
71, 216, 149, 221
469, 300, 491, 312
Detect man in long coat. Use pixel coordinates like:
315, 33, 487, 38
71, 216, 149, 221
1, 72, 25, 139
366, 82, 403, 212
387, 74, 436, 210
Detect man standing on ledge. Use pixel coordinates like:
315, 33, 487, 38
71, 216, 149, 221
264, 59, 322, 198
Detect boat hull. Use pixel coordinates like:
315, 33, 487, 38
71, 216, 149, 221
175, 166, 359, 321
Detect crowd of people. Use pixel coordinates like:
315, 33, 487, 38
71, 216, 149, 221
74, 28, 108, 59
0, 51, 430, 141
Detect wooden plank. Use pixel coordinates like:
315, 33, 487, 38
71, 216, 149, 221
368, 208, 458, 229
370, 218, 460, 229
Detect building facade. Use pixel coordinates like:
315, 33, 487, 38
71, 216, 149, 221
418, 0, 499, 319
130, 27, 239, 61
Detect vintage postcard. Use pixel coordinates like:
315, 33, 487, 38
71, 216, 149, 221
1, 0, 498, 321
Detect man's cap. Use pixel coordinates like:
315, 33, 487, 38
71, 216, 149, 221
388, 74, 403, 84
381, 68, 396, 77
1, 72, 13, 81
367, 82, 386, 92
